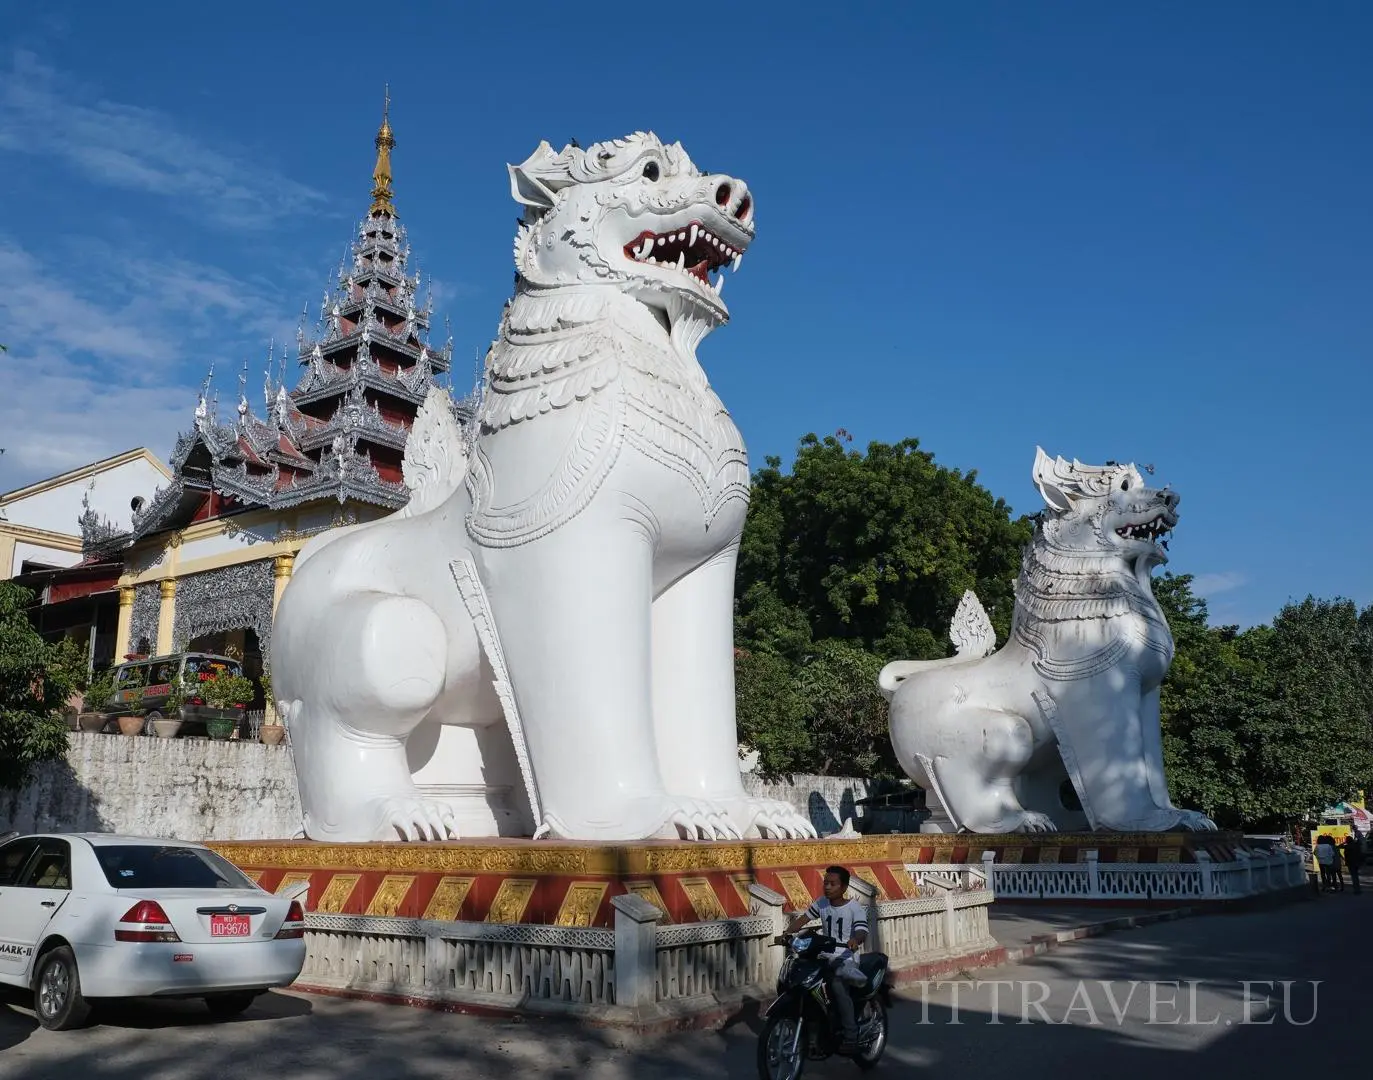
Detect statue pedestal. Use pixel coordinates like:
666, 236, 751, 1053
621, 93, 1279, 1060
209, 835, 931, 926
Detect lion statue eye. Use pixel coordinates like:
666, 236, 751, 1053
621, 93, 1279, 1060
642, 161, 660, 182
1120, 479, 1130, 491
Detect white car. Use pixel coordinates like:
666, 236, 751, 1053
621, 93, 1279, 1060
0, 831, 307, 1030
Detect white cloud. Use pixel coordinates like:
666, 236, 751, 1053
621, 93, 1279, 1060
0, 50, 327, 230
0, 240, 306, 491
1192, 571, 1248, 596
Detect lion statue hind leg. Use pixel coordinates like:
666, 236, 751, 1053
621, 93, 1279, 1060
274, 588, 458, 842
893, 693, 1057, 834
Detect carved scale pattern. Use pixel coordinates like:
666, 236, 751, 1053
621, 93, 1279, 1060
129, 584, 160, 654
301, 928, 616, 1007
654, 931, 769, 1002
305, 913, 614, 950
437, 937, 615, 1005
654, 915, 774, 948
171, 559, 276, 657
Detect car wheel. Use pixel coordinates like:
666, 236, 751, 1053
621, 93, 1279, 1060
34, 946, 93, 1031
205, 991, 259, 1019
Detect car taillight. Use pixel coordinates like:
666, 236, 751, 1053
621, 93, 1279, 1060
189, 697, 203, 706
274, 900, 306, 939
115, 899, 181, 942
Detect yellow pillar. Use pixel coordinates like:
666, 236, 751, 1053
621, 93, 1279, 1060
264, 553, 296, 723
113, 586, 135, 661
272, 553, 295, 613
155, 578, 177, 656
0, 533, 17, 579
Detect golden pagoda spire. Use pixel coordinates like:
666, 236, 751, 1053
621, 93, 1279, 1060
370, 85, 396, 216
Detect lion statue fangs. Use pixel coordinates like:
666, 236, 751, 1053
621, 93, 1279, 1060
879, 447, 1218, 836
270, 131, 817, 844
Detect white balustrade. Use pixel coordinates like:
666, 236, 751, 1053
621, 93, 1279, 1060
294, 875, 999, 1022
906, 847, 1306, 903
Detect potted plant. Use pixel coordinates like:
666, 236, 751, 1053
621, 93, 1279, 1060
200, 668, 254, 740
257, 670, 286, 745
151, 676, 190, 738
77, 666, 117, 733
116, 668, 147, 736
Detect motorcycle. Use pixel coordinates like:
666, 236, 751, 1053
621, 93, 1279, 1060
756, 931, 891, 1079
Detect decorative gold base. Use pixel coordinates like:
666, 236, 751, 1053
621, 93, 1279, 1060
209, 835, 925, 927
902, 830, 1250, 867
210, 831, 1251, 927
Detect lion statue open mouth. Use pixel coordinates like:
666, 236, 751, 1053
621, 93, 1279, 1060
878, 447, 1217, 835
270, 132, 814, 844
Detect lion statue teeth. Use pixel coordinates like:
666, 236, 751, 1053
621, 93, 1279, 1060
879, 447, 1218, 835
270, 131, 816, 844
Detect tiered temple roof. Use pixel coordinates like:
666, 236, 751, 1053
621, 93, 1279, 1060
84, 96, 471, 557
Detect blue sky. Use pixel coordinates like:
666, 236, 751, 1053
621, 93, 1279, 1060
1, 1, 1369, 629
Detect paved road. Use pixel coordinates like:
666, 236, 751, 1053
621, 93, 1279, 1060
0, 890, 1361, 1079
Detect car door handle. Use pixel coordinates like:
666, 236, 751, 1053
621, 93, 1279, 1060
40, 901, 56, 908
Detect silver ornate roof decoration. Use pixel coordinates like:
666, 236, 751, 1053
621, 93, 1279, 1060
82, 102, 476, 561
128, 583, 160, 656
172, 559, 276, 658
77, 483, 122, 550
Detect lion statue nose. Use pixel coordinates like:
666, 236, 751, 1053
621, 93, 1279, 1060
709, 176, 754, 227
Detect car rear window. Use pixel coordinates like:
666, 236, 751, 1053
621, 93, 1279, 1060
93, 845, 259, 890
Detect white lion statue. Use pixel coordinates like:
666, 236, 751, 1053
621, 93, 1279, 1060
271, 132, 815, 844
878, 447, 1218, 834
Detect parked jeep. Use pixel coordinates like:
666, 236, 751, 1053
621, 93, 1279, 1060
107, 653, 248, 732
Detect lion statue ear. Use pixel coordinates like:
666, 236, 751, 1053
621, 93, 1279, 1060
508, 139, 582, 209
508, 162, 558, 210
1031, 446, 1079, 513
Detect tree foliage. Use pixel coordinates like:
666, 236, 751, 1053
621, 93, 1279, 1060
734, 434, 1033, 778
0, 583, 78, 791
1156, 575, 1373, 827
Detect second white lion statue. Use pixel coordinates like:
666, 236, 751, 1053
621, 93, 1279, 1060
271, 132, 816, 844
878, 448, 1218, 834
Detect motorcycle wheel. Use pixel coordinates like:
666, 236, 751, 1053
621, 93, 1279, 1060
853, 998, 888, 1070
757, 1011, 807, 1080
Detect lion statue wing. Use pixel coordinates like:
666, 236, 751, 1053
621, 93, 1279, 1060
949, 589, 996, 658
398, 386, 471, 519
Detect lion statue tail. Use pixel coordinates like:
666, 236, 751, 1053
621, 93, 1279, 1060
877, 590, 997, 701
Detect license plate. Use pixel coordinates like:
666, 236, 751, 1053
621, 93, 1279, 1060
210, 914, 251, 937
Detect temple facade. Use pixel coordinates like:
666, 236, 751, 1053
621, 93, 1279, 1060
79, 100, 472, 698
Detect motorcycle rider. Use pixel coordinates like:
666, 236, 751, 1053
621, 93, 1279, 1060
784, 864, 868, 1054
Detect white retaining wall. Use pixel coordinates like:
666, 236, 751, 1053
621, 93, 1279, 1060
0, 732, 302, 839
1, 734, 878, 841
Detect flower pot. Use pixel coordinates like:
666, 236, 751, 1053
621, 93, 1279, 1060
150, 719, 184, 739
259, 724, 286, 746
117, 714, 146, 736
205, 717, 238, 740
77, 712, 109, 733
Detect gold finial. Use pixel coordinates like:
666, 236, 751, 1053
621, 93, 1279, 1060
370, 84, 396, 216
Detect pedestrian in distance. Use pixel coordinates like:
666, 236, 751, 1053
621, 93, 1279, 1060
1342, 833, 1363, 895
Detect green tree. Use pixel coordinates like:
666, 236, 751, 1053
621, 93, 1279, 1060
1156, 573, 1275, 826
1158, 575, 1373, 827
737, 435, 1032, 662
734, 434, 1033, 777
1260, 596, 1373, 817
0, 583, 76, 790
